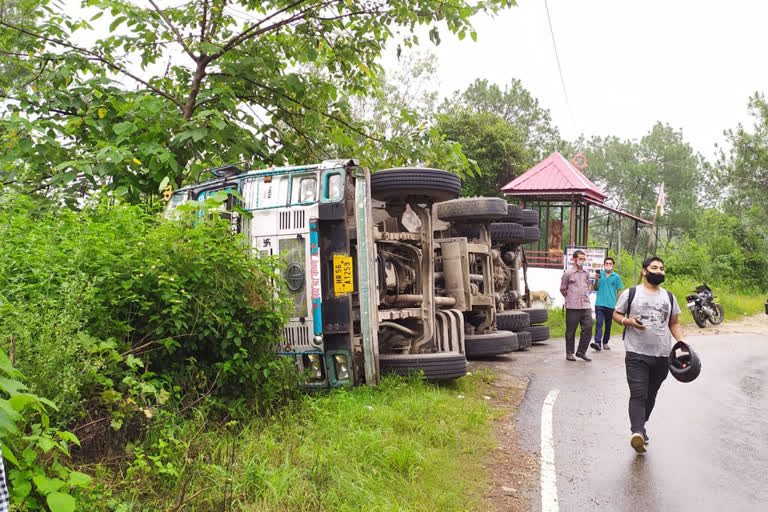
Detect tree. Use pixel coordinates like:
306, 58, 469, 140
0, 0, 516, 203
584, 122, 705, 250
718, 92, 768, 217
443, 78, 567, 160
436, 108, 528, 196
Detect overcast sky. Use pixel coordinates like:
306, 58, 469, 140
421, 0, 768, 159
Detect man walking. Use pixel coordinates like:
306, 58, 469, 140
612, 256, 686, 454
559, 250, 593, 362
591, 257, 623, 351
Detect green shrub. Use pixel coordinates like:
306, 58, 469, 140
0, 193, 296, 433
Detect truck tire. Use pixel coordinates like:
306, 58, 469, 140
436, 197, 508, 223
379, 353, 467, 380
489, 222, 524, 242
519, 209, 539, 227
496, 310, 530, 331
371, 168, 461, 203
465, 331, 519, 358
521, 308, 548, 324
516, 330, 532, 350
521, 226, 540, 243
501, 204, 523, 223
524, 324, 550, 343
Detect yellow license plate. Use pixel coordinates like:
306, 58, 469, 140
333, 254, 354, 295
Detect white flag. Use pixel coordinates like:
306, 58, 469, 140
656, 182, 665, 215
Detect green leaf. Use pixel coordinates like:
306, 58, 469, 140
158, 176, 170, 192
10, 479, 31, 500
47, 491, 76, 512
68, 471, 92, 487
33, 475, 66, 495
0, 376, 27, 395
113, 121, 137, 136
109, 16, 127, 32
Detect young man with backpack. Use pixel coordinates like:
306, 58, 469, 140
612, 256, 687, 454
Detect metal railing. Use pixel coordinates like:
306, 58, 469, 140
525, 249, 564, 269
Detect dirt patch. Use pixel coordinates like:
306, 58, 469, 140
474, 369, 538, 512
683, 311, 768, 337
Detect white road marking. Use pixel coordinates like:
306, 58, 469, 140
541, 389, 560, 512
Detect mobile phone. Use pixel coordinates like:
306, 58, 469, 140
634, 318, 644, 325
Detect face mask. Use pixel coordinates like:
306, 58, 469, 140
575, 260, 584, 268
604, 265, 613, 272
646, 271, 665, 285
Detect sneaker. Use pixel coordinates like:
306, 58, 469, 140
603, 345, 611, 350
566, 354, 577, 361
590, 342, 602, 351
575, 352, 592, 362
642, 430, 649, 445
631, 433, 647, 453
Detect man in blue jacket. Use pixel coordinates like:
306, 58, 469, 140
591, 257, 623, 351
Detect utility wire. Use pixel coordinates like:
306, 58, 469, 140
544, 0, 578, 137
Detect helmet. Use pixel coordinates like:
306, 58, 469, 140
668, 341, 701, 383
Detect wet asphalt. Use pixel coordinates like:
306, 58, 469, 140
474, 328, 768, 512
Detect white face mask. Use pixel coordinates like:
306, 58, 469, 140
604, 265, 613, 272
575, 260, 585, 268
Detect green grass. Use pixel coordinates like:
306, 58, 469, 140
546, 280, 766, 339
92, 373, 501, 511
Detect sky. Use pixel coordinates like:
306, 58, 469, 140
419, 0, 768, 159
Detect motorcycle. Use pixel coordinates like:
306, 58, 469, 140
685, 283, 724, 328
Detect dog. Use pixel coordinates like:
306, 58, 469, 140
530, 290, 555, 308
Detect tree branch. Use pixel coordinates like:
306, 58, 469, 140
148, 0, 198, 62
0, 20, 185, 111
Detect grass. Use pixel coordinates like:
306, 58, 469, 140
546, 280, 765, 339
90, 373, 502, 511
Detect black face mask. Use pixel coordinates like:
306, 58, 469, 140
646, 271, 665, 285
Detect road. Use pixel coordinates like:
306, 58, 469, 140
477, 319, 768, 512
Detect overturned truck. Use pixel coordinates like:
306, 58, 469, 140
168, 160, 548, 387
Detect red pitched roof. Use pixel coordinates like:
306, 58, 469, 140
501, 152, 607, 202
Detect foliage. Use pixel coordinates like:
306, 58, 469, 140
717, 92, 768, 217
0, 0, 516, 204
584, 122, 706, 251
443, 78, 569, 161
436, 108, 528, 196
84, 373, 499, 511
0, 192, 295, 439
0, 351, 90, 512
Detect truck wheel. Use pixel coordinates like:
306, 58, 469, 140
435, 197, 508, 223
465, 331, 519, 358
379, 353, 467, 380
521, 226, 540, 243
516, 330, 532, 350
489, 222, 524, 242
521, 308, 548, 324
371, 168, 461, 203
519, 209, 539, 227
524, 324, 550, 343
501, 204, 523, 223
496, 310, 530, 331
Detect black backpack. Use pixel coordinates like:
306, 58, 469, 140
622, 286, 674, 339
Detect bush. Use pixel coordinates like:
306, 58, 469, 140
0, 193, 296, 435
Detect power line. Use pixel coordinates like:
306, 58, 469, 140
544, 0, 577, 135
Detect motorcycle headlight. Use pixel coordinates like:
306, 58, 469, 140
304, 353, 324, 381
333, 354, 350, 381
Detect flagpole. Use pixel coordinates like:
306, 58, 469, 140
643, 182, 665, 263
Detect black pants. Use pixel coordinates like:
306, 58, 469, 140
625, 351, 669, 434
565, 308, 592, 355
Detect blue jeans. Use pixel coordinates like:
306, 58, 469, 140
594, 306, 615, 346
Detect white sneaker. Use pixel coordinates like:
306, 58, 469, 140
631, 433, 647, 453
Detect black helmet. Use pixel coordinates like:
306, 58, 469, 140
668, 341, 701, 383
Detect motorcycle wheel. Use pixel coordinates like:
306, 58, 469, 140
708, 303, 725, 325
693, 310, 707, 328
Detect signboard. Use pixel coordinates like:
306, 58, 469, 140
333, 254, 354, 295
565, 247, 607, 290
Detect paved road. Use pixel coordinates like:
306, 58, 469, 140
477, 327, 768, 512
